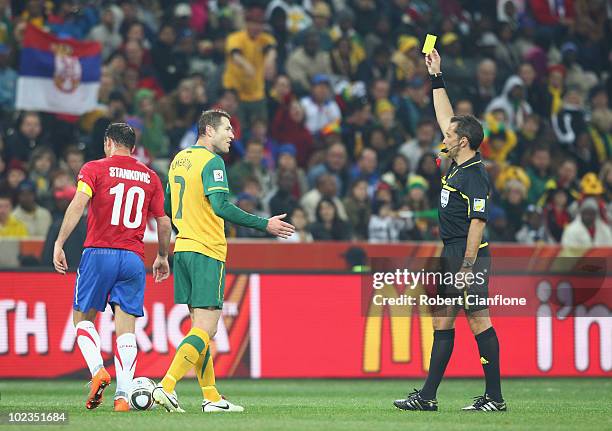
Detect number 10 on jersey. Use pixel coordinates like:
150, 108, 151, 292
109, 183, 145, 228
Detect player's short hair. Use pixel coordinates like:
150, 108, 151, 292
197, 109, 231, 137
450, 115, 484, 150
104, 123, 136, 150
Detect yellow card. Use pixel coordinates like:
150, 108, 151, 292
422, 34, 437, 54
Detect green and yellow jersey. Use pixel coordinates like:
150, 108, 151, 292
166, 146, 230, 262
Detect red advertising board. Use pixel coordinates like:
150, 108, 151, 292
1, 272, 610, 378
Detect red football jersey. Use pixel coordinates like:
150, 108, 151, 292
77, 155, 165, 260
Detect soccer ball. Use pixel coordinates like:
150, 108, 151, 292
129, 377, 156, 411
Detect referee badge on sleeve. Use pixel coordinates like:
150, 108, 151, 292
440, 189, 450, 207
474, 198, 485, 212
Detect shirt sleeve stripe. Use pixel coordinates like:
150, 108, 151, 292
207, 186, 229, 192
77, 180, 93, 197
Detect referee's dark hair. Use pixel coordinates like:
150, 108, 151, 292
450, 115, 484, 150
104, 123, 136, 150
198, 109, 231, 137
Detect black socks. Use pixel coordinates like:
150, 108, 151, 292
475, 327, 503, 402
420, 328, 455, 400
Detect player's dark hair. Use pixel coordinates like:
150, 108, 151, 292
197, 109, 231, 137
450, 115, 484, 150
104, 123, 136, 150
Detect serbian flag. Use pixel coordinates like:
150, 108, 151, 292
16, 25, 101, 115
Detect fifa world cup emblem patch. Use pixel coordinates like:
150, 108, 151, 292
213, 170, 224, 182
440, 189, 450, 208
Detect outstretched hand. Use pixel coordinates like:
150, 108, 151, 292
266, 213, 295, 239
425, 48, 442, 75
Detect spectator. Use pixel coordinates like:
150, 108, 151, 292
350, 147, 379, 196
589, 109, 612, 168
526, 146, 553, 205
343, 179, 371, 240
465, 59, 499, 117
267, 169, 298, 218
300, 74, 341, 135
330, 36, 362, 82
12, 180, 51, 238
286, 29, 332, 95
381, 154, 411, 203
1, 159, 26, 195
5, 112, 48, 163
399, 119, 437, 172
341, 96, 374, 157
455, 99, 474, 115
547, 64, 566, 116
266, 0, 311, 35
133, 88, 168, 158
544, 188, 571, 242
87, 6, 121, 61
0, 192, 27, 238
543, 158, 581, 206
560, 42, 598, 94
27, 146, 55, 205
488, 205, 514, 242
298, 2, 333, 51
439, 32, 476, 96
309, 197, 353, 241
271, 98, 314, 167
499, 178, 529, 238
368, 200, 403, 243
300, 173, 348, 223
416, 153, 442, 209
228, 140, 272, 193
267, 74, 293, 121
494, 22, 521, 77
486, 75, 532, 130
89, 91, 128, 160
518, 62, 551, 118
511, 113, 544, 165
552, 86, 587, 147
281, 206, 313, 243
62, 147, 84, 182
480, 110, 517, 165
368, 125, 397, 174
561, 198, 612, 247
516, 204, 552, 244
599, 161, 612, 223
0, 43, 16, 111
151, 23, 187, 93
307, 142, 349, 194
273, 144, 308, 197
223, 5, 277, 129
356, 44, 395, 88
159, 79, 206, 150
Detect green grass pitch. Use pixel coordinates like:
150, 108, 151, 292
0, 379, 610, 431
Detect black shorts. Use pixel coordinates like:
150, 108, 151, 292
436, 242, 491, 313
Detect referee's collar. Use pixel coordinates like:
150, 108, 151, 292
456, 152, 482, 168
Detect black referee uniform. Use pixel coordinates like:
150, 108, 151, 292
438, 151, 491, 312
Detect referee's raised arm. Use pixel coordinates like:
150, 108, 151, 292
425, 49, 454, 134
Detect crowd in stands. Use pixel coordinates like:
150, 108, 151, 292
0, 0, 611, 267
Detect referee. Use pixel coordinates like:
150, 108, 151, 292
393, 49, 506, 412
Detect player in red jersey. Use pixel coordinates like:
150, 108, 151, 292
53, 123, 172, 411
